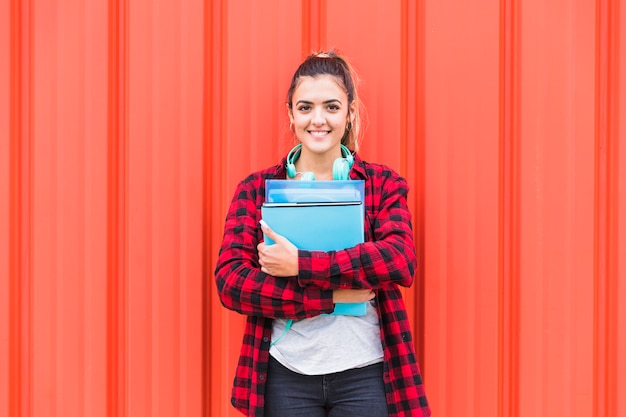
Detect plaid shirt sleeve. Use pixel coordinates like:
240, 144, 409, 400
298, 162, 416, 291
214, 170, 336, 319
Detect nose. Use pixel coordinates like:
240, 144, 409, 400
311, 108, 325, 125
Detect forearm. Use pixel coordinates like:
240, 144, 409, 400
297, 236, 416, 290
214, 182, 335, 318
215, 259, 335, 318
297, 176, 417, 290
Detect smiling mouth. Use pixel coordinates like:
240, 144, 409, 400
309, 130, 330, 136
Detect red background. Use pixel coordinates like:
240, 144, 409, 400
1, 0, 624, 416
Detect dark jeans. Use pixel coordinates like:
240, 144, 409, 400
264, 356, 389, 417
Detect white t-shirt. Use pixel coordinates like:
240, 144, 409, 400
269, 301, 384, 375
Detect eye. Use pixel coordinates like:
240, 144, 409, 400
327, 104, 340, 111
297, 104, 311, 112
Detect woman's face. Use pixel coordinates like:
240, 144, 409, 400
288, 75, 354, 159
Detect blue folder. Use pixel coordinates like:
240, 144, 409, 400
265, 179, 364, 204
262, 180, 367, 316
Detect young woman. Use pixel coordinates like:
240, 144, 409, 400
214, 50, 431, 417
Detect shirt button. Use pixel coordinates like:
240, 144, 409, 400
259, 375, 265, 381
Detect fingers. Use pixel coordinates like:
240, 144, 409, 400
259, 219, 273, 239
260, 219, 292, 249
257, 220, 298, 277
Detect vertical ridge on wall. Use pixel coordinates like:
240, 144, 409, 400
302, 0, 326, 54
0, 0, 9, 407
400, 0, 409, 178
498, 0, 520, 415
414, 0, 427, 374
107, 0, 128, 415
126, 1, 153, 413
205, 0, 230, 415
202, 2, 212, 414
400, 0, 427, 373
178, 0, 205, 411
593, 0, 619, 416
9, 0, 32, 415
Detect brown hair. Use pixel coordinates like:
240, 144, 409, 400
286, 50, 364, 151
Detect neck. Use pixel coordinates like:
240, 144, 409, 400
293, 148, 341, 180
295, 159, 335, 180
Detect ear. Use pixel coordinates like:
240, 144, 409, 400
348, 101, 357, 123
286, 103, 294, 123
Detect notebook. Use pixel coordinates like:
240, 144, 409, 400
262, 180, 367, 316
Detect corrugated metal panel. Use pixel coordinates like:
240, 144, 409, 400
1, 0, 624, 416
424, 0, 625, 416
3, 0, 205, 415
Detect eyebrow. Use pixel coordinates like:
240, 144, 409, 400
295, 99, 343, 106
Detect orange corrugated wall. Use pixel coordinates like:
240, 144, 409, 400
1, 0, 624, 416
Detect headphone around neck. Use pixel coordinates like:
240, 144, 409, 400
286, 143, 354, 180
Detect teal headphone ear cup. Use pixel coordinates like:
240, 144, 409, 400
332, 144, 354, 180
332, 158, 351, 180
342, 145, 354, 167
286, 144, 302, 178
286, 162, 297, 178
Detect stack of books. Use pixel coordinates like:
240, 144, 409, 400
261, 180, 367, 316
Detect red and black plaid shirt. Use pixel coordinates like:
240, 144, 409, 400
214, 154, 431, 417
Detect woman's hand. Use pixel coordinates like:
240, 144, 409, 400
332, 289, 375, 304
257, 219, 299, 277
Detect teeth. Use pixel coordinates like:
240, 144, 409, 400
310, 131, 328, 136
